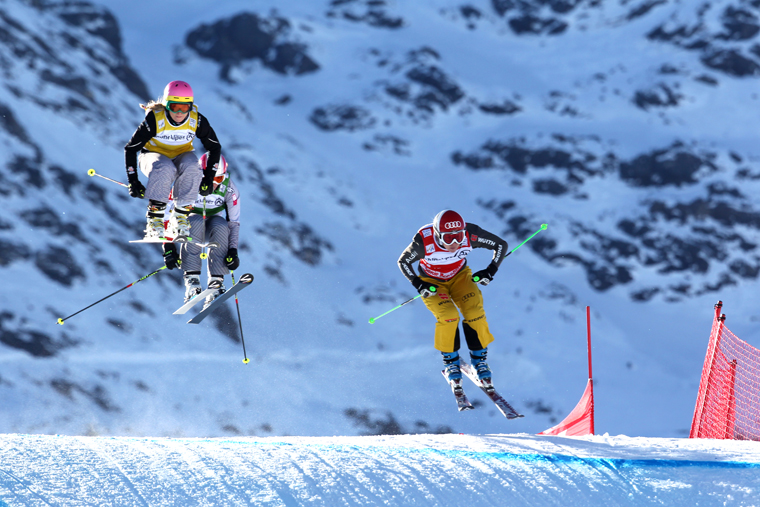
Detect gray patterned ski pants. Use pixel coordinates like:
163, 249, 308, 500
181, 215, 230, 278
139, 151, 202, 208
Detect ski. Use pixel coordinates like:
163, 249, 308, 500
441, 370, 474, 411
129, 237, 172, 244
128, 237, 218, 247
460, 362, 523, 420
187, 273, 254, 324
129, 236, 188, 244
172, 280, 222, 315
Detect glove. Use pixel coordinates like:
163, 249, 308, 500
225, 248, 240, 270
412, 276, 438, 298
163, 244, 181, 270
126, 167, 145, 198
199, 170, 215, 196
472, 264, 498, 286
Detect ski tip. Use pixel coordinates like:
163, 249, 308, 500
239, 273, 254, 284
129, 238, 170, 244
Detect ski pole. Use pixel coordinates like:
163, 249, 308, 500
231, 272, 250, 364
200, 200, 208, 260
87, 168, 128, 188
368, 286, 437, 324
473, 223, 548, 282
57, 266, 167, 325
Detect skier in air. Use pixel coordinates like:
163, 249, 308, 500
162, 153, 240, 309
398, 210, 508, 394
124, 80, 223, 240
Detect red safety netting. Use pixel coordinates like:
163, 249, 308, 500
538, 379, 594, 437
690, 301, 760, 441
539, 306, 595, 437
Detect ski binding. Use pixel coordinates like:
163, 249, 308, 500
460, 362, 523, 420
441, 370, 474, 411
187, 273, 254, 324
173, 280, 223, 315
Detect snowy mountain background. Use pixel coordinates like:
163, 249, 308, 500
2, 0, 760, 439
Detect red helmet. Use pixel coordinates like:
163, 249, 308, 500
433, 210, 466, 246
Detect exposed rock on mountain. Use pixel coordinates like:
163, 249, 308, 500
38, 1, 150, 100
463, 137, 760, 301
491, 0, 589, 35
184, 12, 320, 82
362, 46, 466, 125
648, 1, 760, 77
327, 0, 404, 29
310, 105, 377, 132
0, 1, 149, 118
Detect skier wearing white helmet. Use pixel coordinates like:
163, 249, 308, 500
124, 80, 223, 241
162, 153, 241, 309
398, 210, 508, 394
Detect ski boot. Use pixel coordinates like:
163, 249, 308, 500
173, 205, 192, 242
470, 348, 494, 393
183, 273, 202, 304
202, 276, 226, 311
442, 351, 464, 395
144, 200, 166, 240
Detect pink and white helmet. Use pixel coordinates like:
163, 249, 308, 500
200, 152, 228, 181
162, 80, 194, 106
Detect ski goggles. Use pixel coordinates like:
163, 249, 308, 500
167, 102, 192, 113
439, 230, 465, 246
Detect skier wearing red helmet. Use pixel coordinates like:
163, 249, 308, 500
398, 210, 508, 395
124, 80, 223, 241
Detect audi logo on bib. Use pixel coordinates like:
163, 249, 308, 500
444, 221, 462, 230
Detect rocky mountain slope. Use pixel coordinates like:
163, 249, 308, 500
1, 0, 760, 438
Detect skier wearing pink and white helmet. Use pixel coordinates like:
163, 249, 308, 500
398, 210, 508, 395
124, 80, 223, 241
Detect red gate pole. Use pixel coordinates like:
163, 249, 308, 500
587, 306, 593, 379
690, 301, 726, 438
586, 306, 594, 435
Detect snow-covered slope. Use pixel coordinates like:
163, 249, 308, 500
1, 432, 760, 506
2, 0, 760, 438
